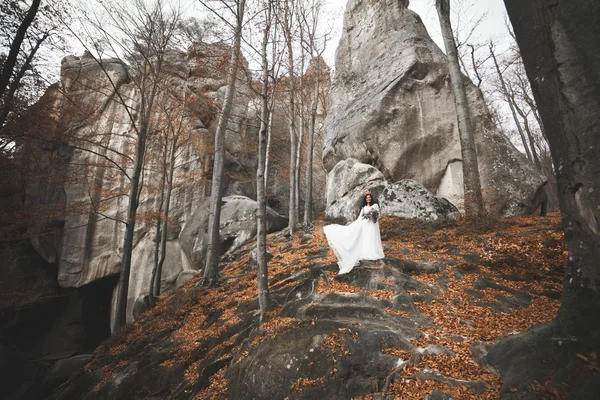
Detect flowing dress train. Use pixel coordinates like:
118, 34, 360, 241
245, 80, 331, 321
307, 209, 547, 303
323, 204, 385, 274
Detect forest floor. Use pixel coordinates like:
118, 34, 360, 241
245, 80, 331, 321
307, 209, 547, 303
53, 212, 567, 399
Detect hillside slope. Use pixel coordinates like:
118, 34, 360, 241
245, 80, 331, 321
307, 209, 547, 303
50, 214, 566, 399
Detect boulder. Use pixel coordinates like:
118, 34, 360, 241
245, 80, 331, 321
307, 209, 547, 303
175, 270, 201, 288
325, 160, 460, 223
381, 180, 461, 221
248, 247, 274, 267
323, 0, 546, 217
43, 354, 93, 394
227, 291, 419, 400
132, 295, 151, 321
325, 159, 387, 222
180, 196, 287, 270
124, 238, 190, 323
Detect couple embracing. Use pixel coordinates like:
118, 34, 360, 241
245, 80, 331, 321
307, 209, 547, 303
323, 188, 385, 274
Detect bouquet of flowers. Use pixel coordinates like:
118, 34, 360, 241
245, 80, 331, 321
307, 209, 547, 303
363, 208, 380, 223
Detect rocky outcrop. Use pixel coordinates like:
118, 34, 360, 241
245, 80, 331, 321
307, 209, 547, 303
325, 158, 387, 221
24, 44, 331, 305
46, 214, 567, 400
48, 254, 528, 400
22, 45, 276, 327
323, 0, 546, 217
326, 160, 460, 223
180, 195, 287, 270
381, 180, 461, 221
3, 43, 331, 396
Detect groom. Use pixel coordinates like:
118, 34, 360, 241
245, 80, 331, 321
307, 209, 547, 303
358, 188, 379, 214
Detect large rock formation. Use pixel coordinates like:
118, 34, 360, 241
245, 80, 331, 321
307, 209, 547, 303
22, 44, 285, 326
19, 42, 332, 330
325, 159, 387, 221
324, 0, 546, 217
325, 159, 460, 223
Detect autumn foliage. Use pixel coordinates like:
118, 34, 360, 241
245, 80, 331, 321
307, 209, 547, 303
53, 213, 568, 399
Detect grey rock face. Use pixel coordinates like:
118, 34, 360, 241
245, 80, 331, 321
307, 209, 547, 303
175, 270, 201, 288
325, 160, 460, 223
325, 159, 387, 222
43, 354, 93, 394
381, 180, 461, 221
180, 196, 287, 270
24, 44, 286, 326
324, 0, 546, 216
33, 51, 214, 290
26, 45, 328, 309
122, 238, 189, 324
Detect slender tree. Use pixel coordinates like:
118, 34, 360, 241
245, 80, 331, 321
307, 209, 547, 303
303, 58, 320, 226
0, 0, 41, 100
263, 30, 284, 192
115, 8, 177, 330
507, 87, 541, 167
256, 0, 274, 320
149, 79, 190, 304
435, 0, 486, 218
282, 0, 298, 234
489, 43, 533, 161
488, 1, 600, 396
299, 0, 328, 226
201, 0, 246, 285
149, 131, 168, 306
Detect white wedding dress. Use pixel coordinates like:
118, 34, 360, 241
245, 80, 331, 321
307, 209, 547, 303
323, 204, 385, 274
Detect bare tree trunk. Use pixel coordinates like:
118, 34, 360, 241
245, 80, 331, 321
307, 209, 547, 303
294, 21, 307, 225
256, 1, 272, 321
467, 44, 484, 87
201, 154, 210, 197
264, 106, 274, 190
516, 72, 549, 143
154, 78, 188, 298
115, 41, 165, 329
264, 25, 280, 193
0, 33, 48, 129
511, 98, 541, 168
283, 0, 297, 234
490, 43, 533, 161
488, 0, 600, 396
295, 115, 303, 223
436, 0, 486, 218
303, 59, 321, 226
0, 0, 41, 100
149, 137, 168, 306
114, 120, 150, 331
154, 136, 177, 296
202, 0, 246, 285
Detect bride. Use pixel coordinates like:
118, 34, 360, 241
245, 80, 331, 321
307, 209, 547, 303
324, 193, 385, 274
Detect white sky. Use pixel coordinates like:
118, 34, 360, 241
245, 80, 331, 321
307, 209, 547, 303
63, 0, 511, 75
